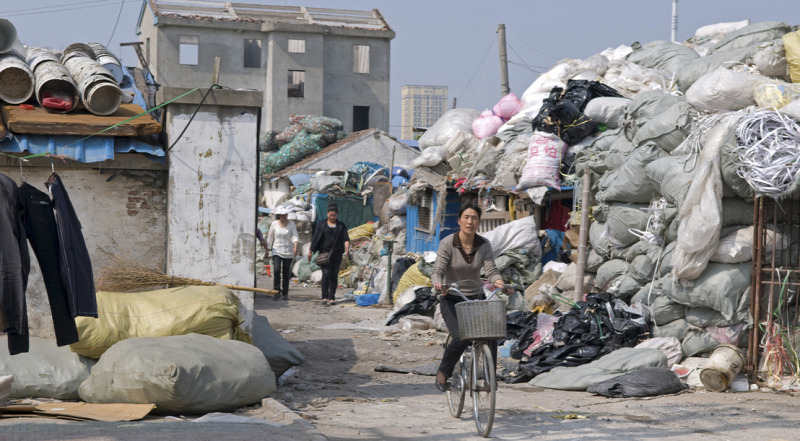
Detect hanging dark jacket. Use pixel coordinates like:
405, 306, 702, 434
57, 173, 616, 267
0, 173, 30, 346
46, 173, 97, 318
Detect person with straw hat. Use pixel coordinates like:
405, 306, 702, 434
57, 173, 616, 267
266, 205, 299, 301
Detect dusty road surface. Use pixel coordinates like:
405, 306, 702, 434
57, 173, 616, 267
257, 275, 800, 441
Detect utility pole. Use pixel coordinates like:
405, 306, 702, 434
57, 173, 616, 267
497, 24, 510, 97
671, 0, 678, 42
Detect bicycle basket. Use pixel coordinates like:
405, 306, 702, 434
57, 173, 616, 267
455, 299, 507, 340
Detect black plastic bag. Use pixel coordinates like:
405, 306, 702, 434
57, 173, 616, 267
385, 287, 438, 326
587, 368, 687, 397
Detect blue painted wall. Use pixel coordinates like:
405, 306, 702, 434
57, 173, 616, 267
406, 190, 460, 253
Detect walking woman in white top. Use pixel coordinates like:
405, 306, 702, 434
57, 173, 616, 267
266, 206, 299, 301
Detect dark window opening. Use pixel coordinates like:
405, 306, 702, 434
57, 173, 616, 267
244, 39, 261, 68
353, 106, 369, 131
288, 70, 305, 97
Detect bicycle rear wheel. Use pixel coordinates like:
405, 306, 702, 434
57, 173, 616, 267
444, 335, 465, 418
472, 341, 496, 437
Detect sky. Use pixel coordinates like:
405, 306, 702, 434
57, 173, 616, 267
3, 0, 800, 138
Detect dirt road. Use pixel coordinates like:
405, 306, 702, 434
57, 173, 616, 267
256, 275, 800, 441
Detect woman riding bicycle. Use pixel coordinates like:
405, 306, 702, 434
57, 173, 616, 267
432, 201, 505, 392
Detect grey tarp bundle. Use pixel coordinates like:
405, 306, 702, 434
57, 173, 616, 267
587, 367, 686, 397
79, 333, 276, 414
0, 336, 95, 399
251, 312, 305, 378
529, 347, 667, 391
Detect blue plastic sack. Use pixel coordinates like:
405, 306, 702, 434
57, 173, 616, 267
356, 293, 380, 306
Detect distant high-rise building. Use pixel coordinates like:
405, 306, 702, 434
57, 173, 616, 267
401, 85, 448, 140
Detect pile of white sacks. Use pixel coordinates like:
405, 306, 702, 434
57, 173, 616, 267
406, 20, 800, 360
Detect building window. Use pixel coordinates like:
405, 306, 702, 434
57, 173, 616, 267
243, 39, 261, 68
353, 106, 369, 131
288, 39, 305, 53
288, 70, 305, 97
353, 45, 369, 74
417, 192, 434, 233
179, 35, 198, 65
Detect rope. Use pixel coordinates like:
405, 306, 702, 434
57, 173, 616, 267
734, 110, 800, 199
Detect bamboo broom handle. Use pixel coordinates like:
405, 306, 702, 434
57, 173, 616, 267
166, 277, 279, 294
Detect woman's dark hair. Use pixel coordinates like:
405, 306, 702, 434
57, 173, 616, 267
458, 202, 482, 219
327, 204, 338, 213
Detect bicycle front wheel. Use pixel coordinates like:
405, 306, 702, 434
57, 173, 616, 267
472, 341, 496, 437
444, 335, 466, 418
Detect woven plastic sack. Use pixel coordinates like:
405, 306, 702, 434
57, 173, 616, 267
605, 204, 650, 247
418, 108, 480, 150
677, 46, 760, 91
522, 59, 577, 96
626, 40, 700, 75
620, 91, 684, 142
517, 131, 565, 191
597, 142, 666, 204
632, 101, 697, 152
753, 39, 790, 81
686, 287, 750, 328
251, 312, 305, 378
583, 97, 630, 129
710, 21, 791, 55
392, 262, 431, 304
79, 334, 275, 414
264, 131, 326, 173
259, 130, 279, 152
493, 93, 523, 120
784, 30, 800, 83
652, 318, 688, 341
686, 68, 766, 113
348, 222, 375, 241
668, 262, 752, 321
289, 114, 313, 125
70, 286, 250, 359
472, 109, 504, 139
0, 337, 95, 399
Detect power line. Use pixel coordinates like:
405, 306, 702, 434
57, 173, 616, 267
1, 0, 134, 17
0, 0, 116, 14
106, 0, 126, 47
508, 29, 559, 62
455, 35, 497, 108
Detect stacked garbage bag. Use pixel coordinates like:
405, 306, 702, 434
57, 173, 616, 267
260, 114, 346, 174
389, 20, 800, 388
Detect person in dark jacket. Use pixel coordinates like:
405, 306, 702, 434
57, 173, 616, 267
308, 204, 350, 305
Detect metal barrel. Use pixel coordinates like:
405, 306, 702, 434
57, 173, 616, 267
0, 54, 34, 104
63, 55, 122, 115
26, 47, 80, 113
87, 42, 124, 84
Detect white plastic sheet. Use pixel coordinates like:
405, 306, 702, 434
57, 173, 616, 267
480, 215, 541, 260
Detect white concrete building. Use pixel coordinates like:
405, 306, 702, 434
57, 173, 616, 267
137, 1, 395, 133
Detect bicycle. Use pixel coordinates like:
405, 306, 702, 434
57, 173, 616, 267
440, 281, 518, 438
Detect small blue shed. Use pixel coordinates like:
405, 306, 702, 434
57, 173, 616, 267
405, 189, 461, 253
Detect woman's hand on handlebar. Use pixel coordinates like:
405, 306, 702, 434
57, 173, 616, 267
434, 282, 443, 293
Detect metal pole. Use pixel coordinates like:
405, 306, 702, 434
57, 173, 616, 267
497, 24, 510, 97
385, 239, 395, 305
573, 169, 591, 302
671, 0, 679, 42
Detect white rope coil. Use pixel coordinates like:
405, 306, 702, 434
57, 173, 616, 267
734, 110, 800, 199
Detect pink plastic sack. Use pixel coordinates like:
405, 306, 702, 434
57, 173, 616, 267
516, 131, 565, 191
472, 109, 504, 139
493, 93, 523, 120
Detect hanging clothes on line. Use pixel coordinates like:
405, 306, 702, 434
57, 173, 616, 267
19, 183, 80, 346
0, 173, 30, 355
46, 173, 97, 318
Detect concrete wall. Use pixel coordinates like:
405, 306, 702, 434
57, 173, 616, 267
139, 9, 392, 133
322, 36, 391, 133
163, 87, 263, 333
0, 155, 167, 339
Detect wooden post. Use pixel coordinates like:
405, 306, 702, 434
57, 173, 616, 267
573, 169, 591, 302
497, 24, 510, 97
